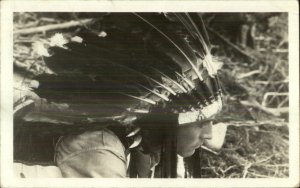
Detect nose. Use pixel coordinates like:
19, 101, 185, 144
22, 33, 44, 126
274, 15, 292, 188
200, 121, 212, 139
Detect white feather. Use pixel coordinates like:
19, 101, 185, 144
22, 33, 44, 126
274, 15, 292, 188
129, 135, 142, 149
203, 54, 223, 77
71, 36, 83, 43
50, 33, 68, 49
32, 41, 51, 57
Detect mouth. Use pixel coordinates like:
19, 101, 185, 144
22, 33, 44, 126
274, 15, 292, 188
194, 140, 204, 149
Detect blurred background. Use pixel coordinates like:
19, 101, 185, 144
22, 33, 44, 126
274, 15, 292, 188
13, 12, 289, 178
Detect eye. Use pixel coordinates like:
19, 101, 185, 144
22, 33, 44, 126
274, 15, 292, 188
200, 121, 213, 139
197, 118, 214, 128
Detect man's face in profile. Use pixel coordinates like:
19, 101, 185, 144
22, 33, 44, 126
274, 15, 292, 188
176, 121, 213, 157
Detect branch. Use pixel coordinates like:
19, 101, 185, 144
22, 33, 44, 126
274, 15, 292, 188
254, 80, 288, 85
272, 49, 288, 53
242, 163, 252, 178
237, 70, 261, 79
248, 172, 274, 178
14, 60, 30, 70
226, 120, 288, 127
240, 99, 288, 117
207, 27, 259, 61
14, 19, 94, 35
262, 92, 288, 107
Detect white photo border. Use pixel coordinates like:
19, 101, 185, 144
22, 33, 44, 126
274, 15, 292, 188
1, 0, 299, 187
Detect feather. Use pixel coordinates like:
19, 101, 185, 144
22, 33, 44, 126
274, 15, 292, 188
129, 135, 142, 149
151, 68, 188, 93
189, 13, 211, 49
138, 84, 170, 101
168, 13, 223, 79
126, 127, 141, 137
171, 13, 207, 59
14, 99, 35, 117
123, 94, 157, 105
19, 12, 223, 129
14, 13, 226, 166
133, 13, 204, 81
148, 77, 177, 96
49, 33, 68, 49
175, 72, 195, 89
126, 108, 150, 114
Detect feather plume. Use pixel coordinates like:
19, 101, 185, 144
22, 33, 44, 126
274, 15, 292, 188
133, 13, 204, 81
16, 12, 223, 132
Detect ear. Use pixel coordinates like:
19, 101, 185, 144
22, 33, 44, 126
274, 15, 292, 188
203, 122, 227, 151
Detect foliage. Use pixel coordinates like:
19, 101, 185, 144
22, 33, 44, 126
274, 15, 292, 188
199, 13, 289, 178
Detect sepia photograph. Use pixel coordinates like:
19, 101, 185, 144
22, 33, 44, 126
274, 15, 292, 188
1, 0, 299, 187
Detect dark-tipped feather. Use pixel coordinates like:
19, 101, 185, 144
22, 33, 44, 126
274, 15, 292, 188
20, 12, 222, 128
133, 13, 204, 81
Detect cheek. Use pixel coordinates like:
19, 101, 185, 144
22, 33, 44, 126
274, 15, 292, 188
176, 125, 203, 157
177, 125, 201, 143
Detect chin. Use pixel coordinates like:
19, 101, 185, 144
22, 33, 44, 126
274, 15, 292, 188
177, 149, 196, 157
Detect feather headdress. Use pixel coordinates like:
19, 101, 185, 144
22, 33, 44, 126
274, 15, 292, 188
14, 13, 224, 165
16, 13, 223, 127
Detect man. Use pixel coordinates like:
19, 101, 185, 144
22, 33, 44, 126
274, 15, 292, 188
14, 112, 226, 178
54, 111, 225, 178
14, 12, 226, 178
